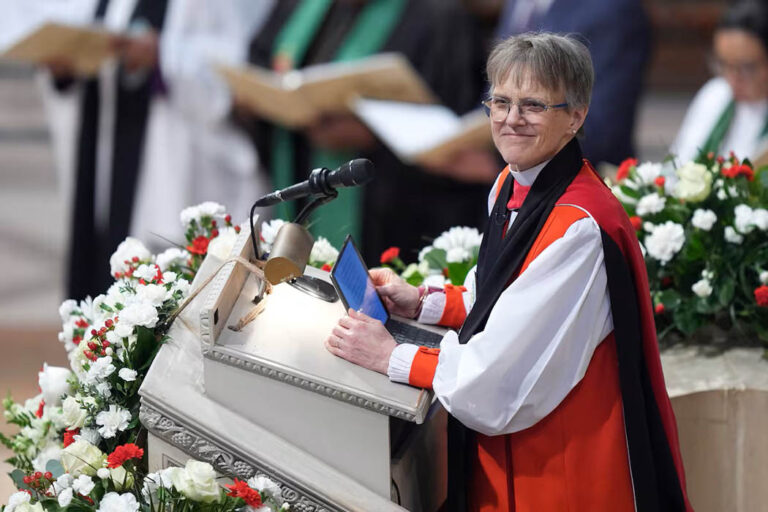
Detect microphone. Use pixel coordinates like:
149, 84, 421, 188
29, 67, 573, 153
254, 158, 375, 207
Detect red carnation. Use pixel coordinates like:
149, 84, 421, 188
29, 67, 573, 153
755, 285, 768, 307
75, 318, 89, 329
63, 428, 79, 448
321, 263, 332, 272
226, 479, 262, 508
616, 157, 638, 181
35, 399, 45, 419
380, 247, 400, 264
654, 176, 666, 187
107, 443, 145, 468
186, 235, 210, 255
629, 216, 642, 231
654, 303, 665, 315
721, 163, 755, 181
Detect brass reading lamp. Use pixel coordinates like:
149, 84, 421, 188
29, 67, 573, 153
248, 159, 375, 302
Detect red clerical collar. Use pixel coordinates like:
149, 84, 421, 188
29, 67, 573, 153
507, 182, 531, 210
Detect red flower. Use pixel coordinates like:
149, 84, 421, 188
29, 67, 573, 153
75, 318, 89, 329
755, 285, 768, 307
234, 225, 241, 234
226, 479, 262, 508
654, 176, 666, 187
321, 263, 332, 272
63, 428, 79, 448
380, 247, 400, 264
187, 235, 210, 255
721, 163, 755, 181
654, 303, 665, 315
35, 399, 45, 418
107, 443, 145, 468
629, 216, 642, 231
616, 158, 638, 181
225, 214, 232, 224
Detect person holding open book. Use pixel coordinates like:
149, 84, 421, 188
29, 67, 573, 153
325, 33, 693, 511
243, 0, 496, 263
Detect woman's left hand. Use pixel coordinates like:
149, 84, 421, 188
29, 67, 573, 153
325, 309, 397, 374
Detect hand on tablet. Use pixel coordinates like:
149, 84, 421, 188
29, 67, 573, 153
370, 268, 420, 318
325, 309, 397, 374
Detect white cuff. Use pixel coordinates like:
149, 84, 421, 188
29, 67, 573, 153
417, 292, 447, 324
387, 343, 420, 383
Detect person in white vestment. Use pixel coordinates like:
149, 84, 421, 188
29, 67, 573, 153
672, 0, 768, 164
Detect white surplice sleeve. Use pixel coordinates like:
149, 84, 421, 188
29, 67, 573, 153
431, 215, 613, 436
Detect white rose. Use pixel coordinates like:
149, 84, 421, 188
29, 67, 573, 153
62, 396, 89, 429
61, 440, 105, 477
95, 404, 131, 439
674, 162, 713, 202
207, 227, 239, 261
725, 226, 744, 244
109, 238, 151, 276
691, 279, 713, 298
137, 284, 167, 307
58, 487, 74, 507
734, 204, 755, 234
98, 468, 111, 479
635, 162, 663, 185
309, 236, 339, 265
156, 248, 190, 271
446, 247, 471, 263
644, 221, 685, 264
169, 460, 221, 503
96, 492, 139, 512
691, 209, 717, 231
118, 368, 137, 382
72, 474, 95, 496
109, 465, 134, 492
14, 503, 44, 512
38, 364, 72, 407
636, 192, 666, 216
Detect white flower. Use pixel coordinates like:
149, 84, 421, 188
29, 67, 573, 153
248, 475, 283, 504
674, 161, 713, 202
137, 283, 167, 307
734, 204, 755, 234
32, 441, 62, 473
74, 427, 102, 446
98, 468, 111, 479
180, 201, 225, 227
643, 222, 656, 233
58, 487, 74, 507
5, 491, 31, 512
95, 382, 112, 398
109, 465, 134, 492
725, 226, 744, 244
61, 440, 105, 477
84, 356, 116, 386
62, 396, 90, 429
691, 279, 713, 298
97, 492, 139, 512
753, 208, 768, 230
207, 227, 239, 260
55, 473, 74, 492
59, 300, 78, 322
611, 185, 637, 205
423, 274, 446, 288
113, 303, 159, 338
717, 188, 728, 200
644, 221, 685, 264
310, 237, 339, 265
156, 248, 190, 271
14, 503, 44, 512
691, 209, 717, 231
72, 474, 95, 496
109, 237, 151, 276
701, 269, 715, 280
260, 219, 287, 253
433, 226, 482, 252
142, 470, 174, 502
636, 192, 666, 216
446, 247, 471, 263
760, 271, 768, 285
38, 364, 72, 406
168, 460, 221, 503
635, 162, 663, 185
95, 405, 131, 439
133, 264, 157, 281
118, 368, 137, 382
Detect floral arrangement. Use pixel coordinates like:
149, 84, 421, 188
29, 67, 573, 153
612, 153, 768, 346
1, 202, 291, 512
381, 227, 483, 287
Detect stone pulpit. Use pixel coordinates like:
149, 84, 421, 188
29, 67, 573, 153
139, 228, 447, 511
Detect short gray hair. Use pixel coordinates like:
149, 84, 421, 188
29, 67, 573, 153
487, 32, 594, 109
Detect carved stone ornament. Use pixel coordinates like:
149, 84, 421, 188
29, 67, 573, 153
139, 403, 336, 512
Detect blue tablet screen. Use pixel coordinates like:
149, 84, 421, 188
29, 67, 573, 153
332, 239, 389, 324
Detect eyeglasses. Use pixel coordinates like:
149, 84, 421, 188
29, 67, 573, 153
708, 56, 768, 79
482, 96, 568, 122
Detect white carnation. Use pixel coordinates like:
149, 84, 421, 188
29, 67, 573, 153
752, 208, 768, 230
725, 226, 744, 244
446, 247, 471, 263
180, 201, 225, 227
6, 491, 31, 512
635, 162, 663, 185
38, 364, 72, 406
155, 248, 190, 271
734, 204, 755, 234
83, 357, 115, 386
58, 488, 73, 507
113, 303, 159, 338
118, 368, 137, 382
74, 427, 101, 446
423, 274, 446, 288
636, 192, 666, 216
109, 238, 151, 276
644, 221, 685, 264
310, 237, 339, 264
133, 264, 157, 281
95, 405, 131, 439
717, 188, 728, 200
433, 226, 482, 252
58, 300, 78, 322
691, 279, 713, 298
137, 284, 167, 307
248, 474, 283, 504
207, 227, 239, 260
691, 209, 717, 231
72, 474, 95, 496
260, 219, 286, 253
96, 492, 139, 512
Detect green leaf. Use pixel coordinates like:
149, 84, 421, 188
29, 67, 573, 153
619, 184, 641, 199
423, 248, 447, 271
718, 280, 735, 307
657, 289, 682, 310
446, 262, 470, 286
46, 458, 65, 479
672, 306, 702, 335
9, 469, 30, 491
131, 326, 158, 371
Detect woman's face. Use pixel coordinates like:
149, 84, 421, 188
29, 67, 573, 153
490, 73, 587, 170
713, 29, 768, 102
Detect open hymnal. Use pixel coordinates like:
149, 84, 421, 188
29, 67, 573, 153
1, 22, 116, 76
216, 53, 437, 128
351, 98, 493, 166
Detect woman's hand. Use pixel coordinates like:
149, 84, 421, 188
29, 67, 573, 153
114, 30, 159, 72
370, 268, 421, 318
325, 309, 397, 374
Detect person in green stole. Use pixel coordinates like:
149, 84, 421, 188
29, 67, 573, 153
672, 0, 768, 165
243, 0, 493, 263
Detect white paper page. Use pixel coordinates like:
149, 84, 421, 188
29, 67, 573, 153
353, 98, 462, 159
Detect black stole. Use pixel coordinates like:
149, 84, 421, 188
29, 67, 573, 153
445, 138, 584, 511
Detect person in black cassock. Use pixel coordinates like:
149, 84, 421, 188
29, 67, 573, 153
244, 0, 496, 264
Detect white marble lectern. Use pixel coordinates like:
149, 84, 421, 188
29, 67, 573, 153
139, 229, 447, 512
